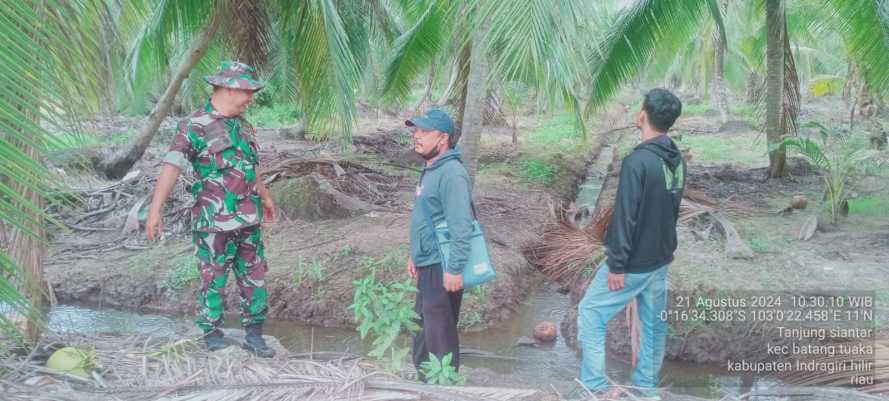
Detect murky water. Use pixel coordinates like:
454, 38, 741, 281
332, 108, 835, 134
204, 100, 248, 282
45, 287, 781, 400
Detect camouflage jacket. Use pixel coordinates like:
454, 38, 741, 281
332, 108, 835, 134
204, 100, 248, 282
162, 101, 262, 232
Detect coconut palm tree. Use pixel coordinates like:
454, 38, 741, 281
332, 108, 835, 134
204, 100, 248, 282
584, 0, 889, 178
98, 0, 381, 179
380, 0, 604, 179
1, 0, 107, 340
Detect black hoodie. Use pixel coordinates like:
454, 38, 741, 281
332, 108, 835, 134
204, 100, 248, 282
604, 135, 685, 274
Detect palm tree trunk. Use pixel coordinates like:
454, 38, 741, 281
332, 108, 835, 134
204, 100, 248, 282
483, 88, 507, 126
782, 18, 800, 137
453, 43, 471, 144
766, 0, 786, 179
8, 103, 48, 343
711, 0, 730, 125
745, 72, 760, 103
459, 28, 490, 184
99, 13, 222, 179
712, 40, 729, 124
8, 146, 47, 343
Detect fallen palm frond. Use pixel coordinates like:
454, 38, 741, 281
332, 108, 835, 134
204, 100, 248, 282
520, 209, 609, 286
0, 333, 540, 401
522, 190, 745, 285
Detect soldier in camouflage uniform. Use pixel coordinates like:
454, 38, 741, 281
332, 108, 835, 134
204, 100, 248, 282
146, 61, 276, 357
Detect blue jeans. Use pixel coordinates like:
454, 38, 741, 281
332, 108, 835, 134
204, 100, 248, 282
577, 263, 668, 395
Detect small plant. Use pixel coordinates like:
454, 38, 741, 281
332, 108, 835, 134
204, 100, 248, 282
419, 353, 465, 385
349, 254, 419, 373
245, 103, 302, 128
783, 122, 880, 224
292, 256, 324, 286
520, 159, 556, 184
332, 244, 354, 261
160, 254, 200, 293
706, 374, 723, 398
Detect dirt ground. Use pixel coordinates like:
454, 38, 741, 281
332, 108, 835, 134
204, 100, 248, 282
38, 96, 889, 398
43, 110, 571, 331
549, 100, 889, 398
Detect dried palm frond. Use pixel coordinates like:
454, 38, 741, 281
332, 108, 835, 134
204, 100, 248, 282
523, 190, 739, 285
521, 217, 607, 286
1, 333, 540, 401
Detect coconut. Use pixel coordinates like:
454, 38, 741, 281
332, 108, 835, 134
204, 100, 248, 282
533, 321, 557, 342
46, 347, 94, 378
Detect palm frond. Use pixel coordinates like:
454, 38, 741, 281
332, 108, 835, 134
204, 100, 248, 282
783, 17, 801, 136
381, 0, 456, 103
223, 0, 273, 67
821, 0, 889, 94
1, 0, 106, 337
125, 0, 216, 109
176, 38, 225, 111
585, 0, 712, 115
708, 0, 728, 51
482, 0, 595, 111
367, 0, 401, 43
783, 136, 829, 169
273, 0, 365, 141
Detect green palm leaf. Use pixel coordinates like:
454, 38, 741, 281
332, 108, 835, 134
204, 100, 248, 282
126, 0, 215, 86
821, 0, 889, 94
482, 0, 592, 104
585, 0, 713, 115
272, 0, 366, 141
1, 0, 106, 337
381, 0, 456, 102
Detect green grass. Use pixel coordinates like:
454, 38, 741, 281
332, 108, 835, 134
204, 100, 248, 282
362, 246, 407, 275
160, 254, 200, 293
292, 255, 325, 286
675, 134, 767, 167
678, 103, 757, 120
736, 219, 795, 254
730, 104, 758, 120
626, 97, 758, 121
489, 112, 586, 186
49, 131, 131, 151
518, 159, 557, 184
527, 112, 584, 150
245, 103, 302, 128
848, 197, 889, 217
680, 103, 713, 116
476, 162, 512, 177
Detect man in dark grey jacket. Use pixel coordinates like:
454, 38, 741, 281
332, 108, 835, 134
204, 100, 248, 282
577, 89, 685, 400
405, 109, 474, 380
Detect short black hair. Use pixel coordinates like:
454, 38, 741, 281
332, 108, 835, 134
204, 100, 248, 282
642, 88, 682, 132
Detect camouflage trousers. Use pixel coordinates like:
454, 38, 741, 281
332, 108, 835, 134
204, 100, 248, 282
193, 224, 268, 332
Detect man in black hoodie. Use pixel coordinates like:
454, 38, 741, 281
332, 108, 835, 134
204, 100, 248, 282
577, 89, 684, 400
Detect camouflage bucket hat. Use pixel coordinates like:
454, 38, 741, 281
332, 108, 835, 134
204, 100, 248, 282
204, 60, 265, 91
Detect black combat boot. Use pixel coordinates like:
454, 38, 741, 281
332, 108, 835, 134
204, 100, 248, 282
243, 324, 275, 358
204, 329, 226, 351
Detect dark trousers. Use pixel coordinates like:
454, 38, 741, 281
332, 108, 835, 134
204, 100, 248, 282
412, 264, 463, 378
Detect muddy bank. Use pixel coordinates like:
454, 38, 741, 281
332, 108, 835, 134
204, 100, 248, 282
44, 123, 554, 330
524, 117, 889, 396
